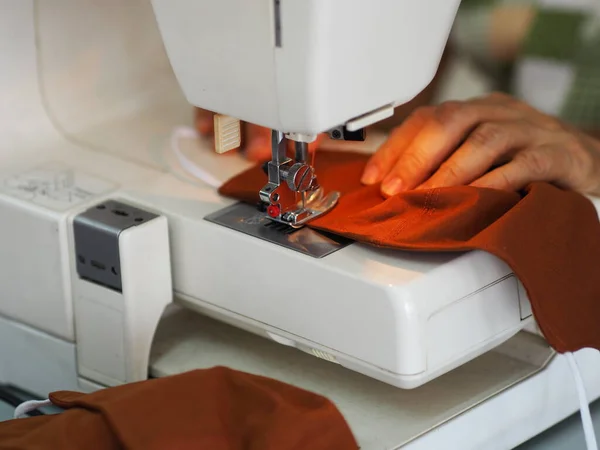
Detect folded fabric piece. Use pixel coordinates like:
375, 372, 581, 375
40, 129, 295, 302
219, 150, 600, 353
0, 367, 358, 450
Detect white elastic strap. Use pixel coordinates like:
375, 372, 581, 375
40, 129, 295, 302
13, 399, 53, 419
565, 352, 598, 450
170, 126, 222, 188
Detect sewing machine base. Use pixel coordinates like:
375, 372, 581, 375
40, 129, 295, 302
3, 307, 599, 450
204, 202, 352, 258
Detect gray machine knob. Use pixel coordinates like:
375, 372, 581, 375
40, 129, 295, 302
286, 163, 315, 192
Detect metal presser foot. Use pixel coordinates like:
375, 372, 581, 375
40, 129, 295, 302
259, 130, 340, 228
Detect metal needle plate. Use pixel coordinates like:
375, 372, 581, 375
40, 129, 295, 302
204, 202, 352, 258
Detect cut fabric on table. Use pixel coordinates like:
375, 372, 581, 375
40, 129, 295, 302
219, 150, 600, 354
0, 367, 358, 450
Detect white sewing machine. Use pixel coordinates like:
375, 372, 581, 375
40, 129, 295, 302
147, 0, 538, 390
0, 0, 549, 389
153, 0, 459, 229
2, 1, 600, 448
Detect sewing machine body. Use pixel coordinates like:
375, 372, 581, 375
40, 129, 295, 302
145, 1, 534, 386
152, 0, 463, 228
0, 144, 534, 389
151, 0, 461, 136
169, 200, 535, 389
0, 0, 540, 391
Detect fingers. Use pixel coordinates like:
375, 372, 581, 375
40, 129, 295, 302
418, 121, 538, 189
359, 93, 591, 195
361, 106, 434, 185
195, 108, 214, 135
379, 101, 524, 196
470, 145, 569, 191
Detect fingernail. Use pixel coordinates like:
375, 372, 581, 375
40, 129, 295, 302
361, 165, 380, 184
382, 177, 403, 196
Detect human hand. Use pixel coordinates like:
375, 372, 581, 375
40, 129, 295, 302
361, 93, 600, 197
195, 108, 323, 162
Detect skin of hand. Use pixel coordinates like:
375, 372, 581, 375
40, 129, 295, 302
195, 108, 323, 162
361, 92, 600, 198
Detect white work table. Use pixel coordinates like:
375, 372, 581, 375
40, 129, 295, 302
150, 305, 600, 450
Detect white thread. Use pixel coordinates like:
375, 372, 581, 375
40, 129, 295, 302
170, 126, 222, 188
565, 352, 598, 450
13, 399, 53, 419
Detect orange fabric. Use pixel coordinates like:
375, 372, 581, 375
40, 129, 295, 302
0, 367, 358, 450
219, 150, 600, 353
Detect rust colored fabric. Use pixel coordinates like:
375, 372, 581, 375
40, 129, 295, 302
219, 150, 600, 353
0, 367, 358, 450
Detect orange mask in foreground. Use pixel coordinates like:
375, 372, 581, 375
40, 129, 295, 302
0, 367, 358, 450
219, 150, 600, 353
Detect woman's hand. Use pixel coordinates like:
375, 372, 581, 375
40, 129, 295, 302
361, 93, 600, 197
195, 108, 322, 162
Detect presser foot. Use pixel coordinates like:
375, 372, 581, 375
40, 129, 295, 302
259, 130, 339, 228
267, 188, 340, 228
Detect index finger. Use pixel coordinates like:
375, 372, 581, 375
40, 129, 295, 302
380, 101, 524, 196
361, 106, 434, 185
